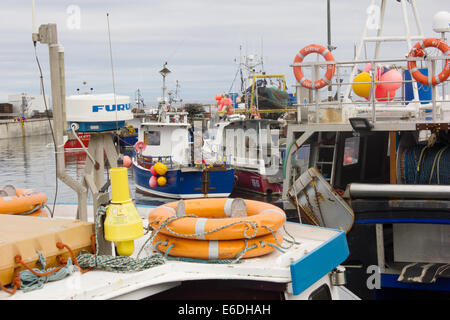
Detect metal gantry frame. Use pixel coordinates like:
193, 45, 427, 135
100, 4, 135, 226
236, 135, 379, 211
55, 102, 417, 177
283, 0, 449, 207
34, 24, 118, 255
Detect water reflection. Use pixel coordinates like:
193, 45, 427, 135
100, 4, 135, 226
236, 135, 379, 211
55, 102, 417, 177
0, 134, 279, 207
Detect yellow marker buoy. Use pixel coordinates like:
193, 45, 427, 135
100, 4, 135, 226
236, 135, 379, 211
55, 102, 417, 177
352, 72, 374, 98
104, 167, 144, 256
157, 176, 167, 186
154, 162, 167, 175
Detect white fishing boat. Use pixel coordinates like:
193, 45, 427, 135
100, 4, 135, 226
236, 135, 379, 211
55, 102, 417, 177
0, 8, 361, 300
281, 0, 450, 299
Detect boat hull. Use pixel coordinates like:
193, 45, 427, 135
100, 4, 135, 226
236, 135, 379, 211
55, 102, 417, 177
234, 169, 283, 195
133, 162, 235, 199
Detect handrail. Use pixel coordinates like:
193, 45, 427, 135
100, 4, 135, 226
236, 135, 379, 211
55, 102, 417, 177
290, 54, 449, 124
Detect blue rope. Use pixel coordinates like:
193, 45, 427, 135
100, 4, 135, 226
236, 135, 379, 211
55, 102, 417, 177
18, 251, 77, 292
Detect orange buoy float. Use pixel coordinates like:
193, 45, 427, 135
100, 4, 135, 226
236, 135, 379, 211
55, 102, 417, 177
148, 198, 286, 240
293, 44, 336, 89
407, 38, 450, 86
153, 231, 283, 260
0, 189, 48, 215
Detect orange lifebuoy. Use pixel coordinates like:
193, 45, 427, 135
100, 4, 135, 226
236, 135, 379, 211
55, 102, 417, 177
153, 231, 283, 260
0, 189, 48, 215
148, 198, 286, 240
293, 44, 336, 89
407, 38, 450, 86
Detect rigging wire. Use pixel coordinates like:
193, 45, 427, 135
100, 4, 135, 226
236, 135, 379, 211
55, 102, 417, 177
106, 13, 119, 135
33, 42, 58, 216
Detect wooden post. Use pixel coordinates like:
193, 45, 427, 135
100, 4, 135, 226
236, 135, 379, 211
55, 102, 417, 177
389, 131, 397, 184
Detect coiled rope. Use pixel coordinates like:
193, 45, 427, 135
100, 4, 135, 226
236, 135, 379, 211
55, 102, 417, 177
403, 144, 450, 185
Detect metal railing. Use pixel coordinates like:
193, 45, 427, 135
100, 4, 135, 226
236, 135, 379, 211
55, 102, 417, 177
133, 150, 174, 169
290, 55, 450, 124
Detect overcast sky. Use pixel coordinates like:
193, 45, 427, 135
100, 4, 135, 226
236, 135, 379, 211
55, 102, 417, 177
0, 0, 448, 106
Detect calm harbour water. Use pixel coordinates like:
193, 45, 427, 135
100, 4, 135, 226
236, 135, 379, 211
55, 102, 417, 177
0, 134, 277, 207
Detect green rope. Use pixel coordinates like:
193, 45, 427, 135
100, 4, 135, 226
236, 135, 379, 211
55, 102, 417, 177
260, 224, 294, 250
16, 204, 42, 216
136, 214, 259, 259
43, 204, 54, 218
155, 241, 239, 264
18, 251, 77, 292
161, 216, 259, 240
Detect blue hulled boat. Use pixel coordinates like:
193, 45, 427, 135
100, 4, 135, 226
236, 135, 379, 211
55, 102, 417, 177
132, 120, 235, 199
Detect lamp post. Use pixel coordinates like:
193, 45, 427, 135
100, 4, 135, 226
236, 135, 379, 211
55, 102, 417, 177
159, 62, 171, 108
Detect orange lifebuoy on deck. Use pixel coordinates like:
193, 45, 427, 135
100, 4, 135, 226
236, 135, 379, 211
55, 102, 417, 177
293, 44, 336, 89
148, 198, 286, 240
153, 231, 283, 260
407, 38, 450, 86
0, 189, 48, 215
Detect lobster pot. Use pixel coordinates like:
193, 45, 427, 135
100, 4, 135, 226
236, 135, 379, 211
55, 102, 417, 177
403, 69, 432, 105
401, 144, 450, 185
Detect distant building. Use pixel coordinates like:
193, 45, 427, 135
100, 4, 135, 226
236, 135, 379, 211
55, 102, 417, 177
8, 93, 50, 118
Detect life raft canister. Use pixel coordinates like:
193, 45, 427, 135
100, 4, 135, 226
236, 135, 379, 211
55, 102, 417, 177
0, 189, 48, 215
407, 38, 450, 86
148, 198, 286, 241
293, 44, 336, 89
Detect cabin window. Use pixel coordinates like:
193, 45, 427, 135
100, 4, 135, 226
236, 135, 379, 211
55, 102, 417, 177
343, 136, 360, 166
146, 131, 161, 146
308, 284, 332, 300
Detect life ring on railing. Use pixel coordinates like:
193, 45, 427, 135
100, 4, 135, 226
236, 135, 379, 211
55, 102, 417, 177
0, 189, 48, 215
134, 141, 146, 153
153, 231, 283, 260
407, 38, 450, 86
293, 44, 336, 89
148, 198, 286, 240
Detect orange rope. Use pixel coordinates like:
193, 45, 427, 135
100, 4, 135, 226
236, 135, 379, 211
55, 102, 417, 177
2, 237, 95, 295
0, 271, 21, 295
56, 242, 91, 274
14, 255, 64, 277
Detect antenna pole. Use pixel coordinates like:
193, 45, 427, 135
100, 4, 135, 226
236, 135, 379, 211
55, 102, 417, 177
106, 13, 119, 131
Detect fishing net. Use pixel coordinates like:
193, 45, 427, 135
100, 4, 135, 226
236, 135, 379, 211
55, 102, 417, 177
402, 144, 450, 185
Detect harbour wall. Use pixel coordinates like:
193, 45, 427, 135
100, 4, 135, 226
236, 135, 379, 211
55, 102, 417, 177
0, 118, 53, 139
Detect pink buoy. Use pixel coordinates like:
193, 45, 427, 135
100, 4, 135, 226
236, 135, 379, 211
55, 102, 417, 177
149, 175, 157, 188
363, 63, 371, 72
134, 141, 146, 153
375, 85, 394, 102
123, 156, 132, 168
150, 166, 157, 175
379, 69, 402, 91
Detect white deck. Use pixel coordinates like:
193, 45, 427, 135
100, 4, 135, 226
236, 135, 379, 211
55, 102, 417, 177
0, 204, 356, 300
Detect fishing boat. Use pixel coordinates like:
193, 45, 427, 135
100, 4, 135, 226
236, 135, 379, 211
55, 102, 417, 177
64, 132, 90, 151
206, 118, 285, 195
210, 54, 293, 195
0, 3, 365, 300
282, 0, 450, 299
132, 115, 235, 199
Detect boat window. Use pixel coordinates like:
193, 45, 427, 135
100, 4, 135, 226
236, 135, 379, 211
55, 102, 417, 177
146, 131, 161, 146
343, 136, 360, 166
308, 284, 332, 300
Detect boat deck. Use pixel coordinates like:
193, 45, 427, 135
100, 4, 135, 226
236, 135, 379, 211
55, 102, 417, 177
0, 204, 356, 300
